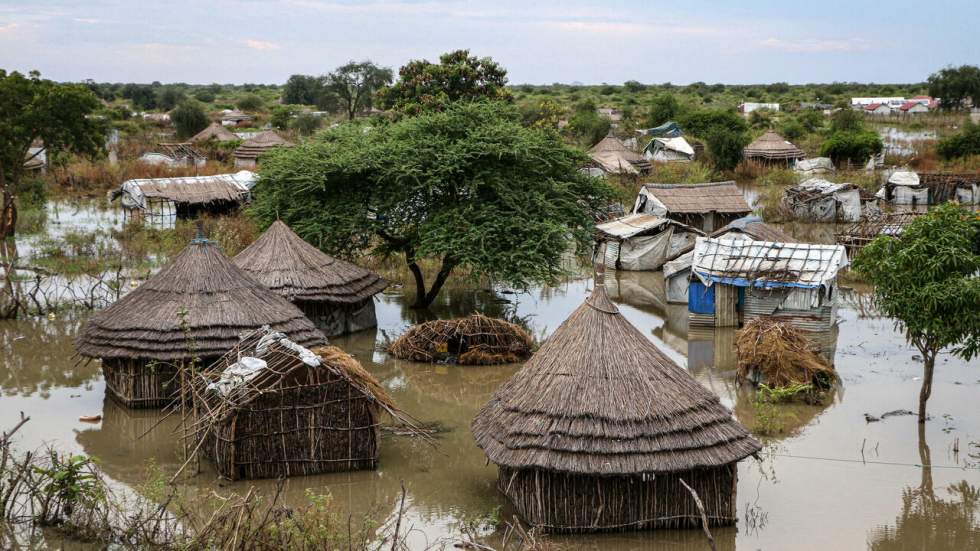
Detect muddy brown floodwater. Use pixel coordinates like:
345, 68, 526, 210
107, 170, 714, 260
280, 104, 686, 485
1, 216, 979, 550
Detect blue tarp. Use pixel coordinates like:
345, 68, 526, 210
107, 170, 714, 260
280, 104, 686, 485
688, 280, 715, 314
694, 272, 822, 290
639, 121, 682, 138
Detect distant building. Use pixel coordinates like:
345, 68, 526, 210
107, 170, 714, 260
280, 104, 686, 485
221, 110, 254, 127
24, 147, 47, 174
899, 101, 930, 114
597, 107, 623, 122
233, 130, 294, 169
864, 103, 893, 116
738, 102, 780, 114
851, 97, 905, 108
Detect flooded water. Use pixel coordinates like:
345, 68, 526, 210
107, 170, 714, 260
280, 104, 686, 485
2, 226, 979, 550
877, 127, 937, 157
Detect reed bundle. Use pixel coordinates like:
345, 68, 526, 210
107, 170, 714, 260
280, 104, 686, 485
387, 314, 533, 365
735, 316, 836, 388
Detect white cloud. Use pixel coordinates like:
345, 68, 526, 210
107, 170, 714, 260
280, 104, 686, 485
757, 37, 874, 53
73, 18, 101, 24
245, 38, 281, 50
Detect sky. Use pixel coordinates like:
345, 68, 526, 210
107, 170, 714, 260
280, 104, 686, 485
0, 0, 977, 85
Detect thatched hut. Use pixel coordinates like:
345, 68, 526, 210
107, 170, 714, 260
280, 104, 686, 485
586, 134, 651, 175
75, 237, 326, 409
233, 220, 388, 336
632, 182, 751, 233
194, 327, 415, 480
189, 122, 240, 144
109, 170, 257, 229
471, 281, 761, 533
233, 130, 293, 168
388, 314, 533, 365
743, 130, 804, 165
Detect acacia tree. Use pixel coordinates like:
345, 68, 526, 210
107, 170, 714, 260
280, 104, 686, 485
0, 70, 104, 239
251, 101, 613, 308
323, 61, 393, 120
377, 50, 511, 116
853, 204, 980, 423
927, 65, 980, 111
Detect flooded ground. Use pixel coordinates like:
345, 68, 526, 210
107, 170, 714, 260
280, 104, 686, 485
1, 203, 978, 550
877, 126, 937, 157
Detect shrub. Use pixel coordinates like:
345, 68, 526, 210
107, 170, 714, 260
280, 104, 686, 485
236, 94, 265, 112
820, 130, 883, 165
779, 119, 806, 142
170, 101, 209, 139
706, 127, 750, 171
292, 113, 322, 136
936, 121, 980, 159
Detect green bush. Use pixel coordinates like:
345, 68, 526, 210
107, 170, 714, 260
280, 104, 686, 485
820, 130, 883, 165
170, 101, 209, 139
936, 121, 980, 159
779, 119, 806, 141
236, 94, 265, 112
292, 113, 322, 136
706, 127, 750, 171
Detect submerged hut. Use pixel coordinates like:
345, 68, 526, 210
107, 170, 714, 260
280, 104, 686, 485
664, 216, 796, 305
595, 213, 703, 271
110, 170, 257, 229
388, 314, 533, 365
781, 178, 879, 222
75, 237, 326, 408
877, 171, 979, 206
586, 134, 651, 175
743, 131, 804, 165
195, 327, 414, 480
688, 237, 848, 332
633, 182, 751, 233
189, 122, 240, 144
471, 279, 761, 532
233, 220, 388, 336
233, 130, 294, 168
835, 212, 920, 256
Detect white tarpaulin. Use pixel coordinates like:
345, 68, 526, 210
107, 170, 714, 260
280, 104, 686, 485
618, 229, 674, 271
794, 157, 835, 175
887, 171, 920, 187
691, 237, 848, 290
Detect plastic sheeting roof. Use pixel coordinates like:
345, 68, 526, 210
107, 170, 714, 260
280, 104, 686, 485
117, 171, 257, 210
887, 171, 920, 187
648, 136, 695, 157
691, 237, 848, 289
595, 213, 674, 239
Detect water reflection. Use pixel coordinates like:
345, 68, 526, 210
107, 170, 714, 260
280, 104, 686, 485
0, 315, 100, 396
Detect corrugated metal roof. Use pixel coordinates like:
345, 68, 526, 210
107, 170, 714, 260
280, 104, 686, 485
691, 237, 848, 289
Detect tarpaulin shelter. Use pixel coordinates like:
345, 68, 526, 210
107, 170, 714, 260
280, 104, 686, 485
111, 171, 257, 229
595, 213, 703, 271
688, 237, 847, 332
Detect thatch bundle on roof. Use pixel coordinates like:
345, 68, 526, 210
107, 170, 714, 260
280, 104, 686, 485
633, 182, 751, 233
233, 220, 388, 336
233, 131, 293, 168
189, 122, 240, 143
743, 130, 805, 164
191, 328, 417, 480
471, 280, 761, 532
586, 134, 651, 175
388, 314, 533, 365
735, 317, 835, 389
75, 237, 326, 408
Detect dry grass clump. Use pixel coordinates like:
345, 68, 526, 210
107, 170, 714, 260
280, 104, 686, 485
388, 314, 533, 365
735, 317, 835, 389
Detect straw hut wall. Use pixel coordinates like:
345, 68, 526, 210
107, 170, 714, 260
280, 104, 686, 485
471, 279, 760, 532
743, 131, 804, 165
75, 238, 326, 408
233, 220, 388, 336
194, 329, 415, 480
389, 314, 533, 365
233, 131, 293, 168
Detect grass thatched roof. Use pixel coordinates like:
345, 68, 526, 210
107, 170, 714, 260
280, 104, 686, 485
189, 122, 239, 143
640, 182, 751, 214
233, 131, 294, 160
471, 282, 760, 475
743, 130, 804, 160
233, 220, 388, 304
388, 314, 533, 365
75, 238, 326, 360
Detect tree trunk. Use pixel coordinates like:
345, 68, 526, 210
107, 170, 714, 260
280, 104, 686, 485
0, 172, 16, 240
405, 253, 456, 309
917, 420, 933, 497
918, 349, 935, 424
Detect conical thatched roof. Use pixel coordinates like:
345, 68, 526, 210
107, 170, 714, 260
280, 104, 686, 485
189, 122, 239, 143
76, 238, 326, 360
233, 131, 294, 160
588, 134, 648, 173
233, 220, 388, 304
471, 282, 760, 475
743, 130, 804, 160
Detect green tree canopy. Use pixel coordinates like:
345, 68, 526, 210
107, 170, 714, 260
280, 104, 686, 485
928, 65, 980, 111
171, 100, 209, 139
377, 50, 511, 116
644, 93, 682, 128
251, 101, 613, 307
281, 74, 323, 105
853, 204, 980, 422
0, 70, 104, 238
677, 108, 748, 139
156, 86, 186, 111
236, 94, 265, 112
936, 120, 980, 160
323, 61, 393, 120
819, 129, 882, 165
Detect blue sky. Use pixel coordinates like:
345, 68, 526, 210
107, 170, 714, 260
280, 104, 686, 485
0, 0, 976, 84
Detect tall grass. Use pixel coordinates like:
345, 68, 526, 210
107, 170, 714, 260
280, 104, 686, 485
48, 159, 234, 198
